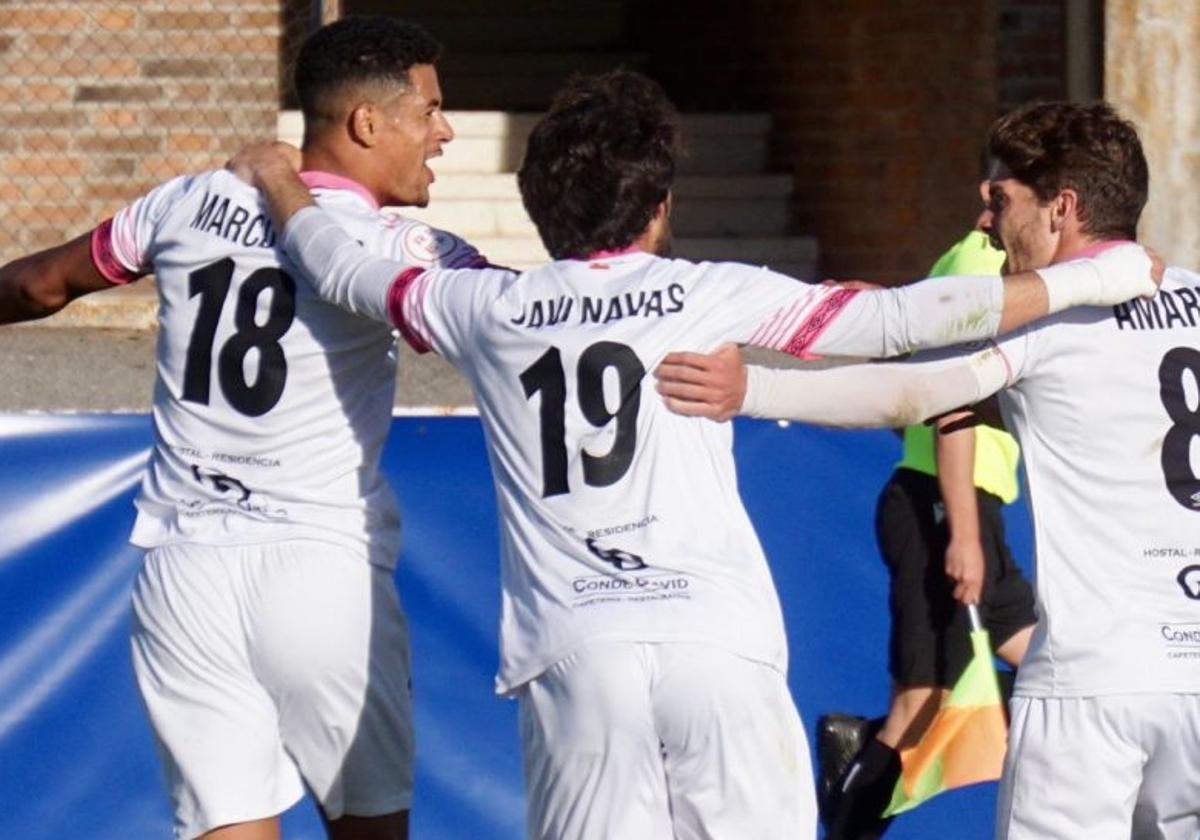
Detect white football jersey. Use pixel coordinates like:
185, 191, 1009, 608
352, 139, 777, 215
385, 251, 1005, 691
92, 170, 483, 567
994, 267, 1200, 696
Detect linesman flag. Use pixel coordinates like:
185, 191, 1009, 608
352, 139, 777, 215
883, 605, 1008, 816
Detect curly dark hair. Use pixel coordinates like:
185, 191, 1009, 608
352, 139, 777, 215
518, 70, 681, 259
987, 101, 1148, 240
295, 16, 441, 127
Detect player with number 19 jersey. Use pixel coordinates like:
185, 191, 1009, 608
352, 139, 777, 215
91, 169, 483, 568
363, 248, 1008, 692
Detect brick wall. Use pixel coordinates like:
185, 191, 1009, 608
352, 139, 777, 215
0, 2, 307, 260
997, 0, 1068, 111
635, 0, 1071, 283
0, 1, 1073, 278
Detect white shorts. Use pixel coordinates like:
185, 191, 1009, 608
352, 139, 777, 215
130, 541, 414, 840
997, 694, 1200, 840
518, 641, 816, 840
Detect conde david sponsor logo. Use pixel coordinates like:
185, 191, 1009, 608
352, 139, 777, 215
1160, 623, 1200, 645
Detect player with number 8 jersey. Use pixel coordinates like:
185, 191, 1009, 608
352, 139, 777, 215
660, 102, 1200, 840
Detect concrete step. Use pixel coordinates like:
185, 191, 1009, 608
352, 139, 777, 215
277, 111, 772, 176
404, 188, 792, 239
474, 235, 819, 277
673, 236, 819, 274
427, 173, 793, 201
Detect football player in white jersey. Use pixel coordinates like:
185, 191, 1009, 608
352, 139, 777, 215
0, 17, 483, 840
230, 76, 1159, 840
657, 101, 1198, 839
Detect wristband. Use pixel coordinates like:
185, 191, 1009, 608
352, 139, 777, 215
1037, 243, 1153, 312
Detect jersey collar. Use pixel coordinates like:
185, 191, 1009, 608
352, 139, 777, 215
577, 245, 645, 261
299, 171, 379, 210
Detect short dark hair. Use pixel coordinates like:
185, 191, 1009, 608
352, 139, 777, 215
987, 101, 1148, 240
518, 70, 681, 259
295, 16, 441, 125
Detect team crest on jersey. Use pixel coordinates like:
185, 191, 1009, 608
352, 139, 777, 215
400, 222, 463, 264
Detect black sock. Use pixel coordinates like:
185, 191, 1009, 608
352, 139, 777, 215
822, 737, 901, 840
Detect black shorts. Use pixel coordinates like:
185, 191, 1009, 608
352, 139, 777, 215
876, 468, 1036, 688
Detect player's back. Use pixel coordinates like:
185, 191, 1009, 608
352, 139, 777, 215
103, 169, 472, 566
432, 251, 792, 690
999, 266, 1200, 695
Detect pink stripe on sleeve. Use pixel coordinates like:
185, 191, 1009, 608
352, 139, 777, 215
750, 298, 807, 349
989, 338, 1016, 385
90, 218, 145, 285
782, 287, 861, 359
387, 267, 433, 353
768, 298, 817, 348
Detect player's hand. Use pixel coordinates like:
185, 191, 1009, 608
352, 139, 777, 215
226, 141, 302, 187
655, 343, 746, 421
945, 537, 985, 605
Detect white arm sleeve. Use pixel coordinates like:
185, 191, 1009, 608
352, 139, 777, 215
281, 206, 405, 325
807, 275, 1005, 358
741, 343, 1012, 427
808, 243, 1156, 359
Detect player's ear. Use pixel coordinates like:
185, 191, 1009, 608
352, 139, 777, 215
1050, 188, 1077, 233
349, 102, 381, 148
655, 193, 672, 223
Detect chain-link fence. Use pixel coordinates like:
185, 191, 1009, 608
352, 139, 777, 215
0, 1, 336, 263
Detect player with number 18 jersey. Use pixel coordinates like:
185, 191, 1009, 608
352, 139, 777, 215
90, 168, 482, 838
93, 169, 482, 568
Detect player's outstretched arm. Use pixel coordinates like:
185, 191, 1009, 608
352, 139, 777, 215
658, 343, 1010, 428
0, 233, 114, 324
803, 243, 1162, 359
996, 242, 1163, 332
228, 141, 408, 324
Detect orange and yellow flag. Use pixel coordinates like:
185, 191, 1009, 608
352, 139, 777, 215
883, 607, 1008, 817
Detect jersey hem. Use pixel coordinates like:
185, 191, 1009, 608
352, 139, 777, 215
130, 530, 400, 571
495, 631, 787, 696
1014, 684, 1200, 698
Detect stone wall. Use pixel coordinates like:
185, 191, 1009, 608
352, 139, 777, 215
1106, 0, 1200, 268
